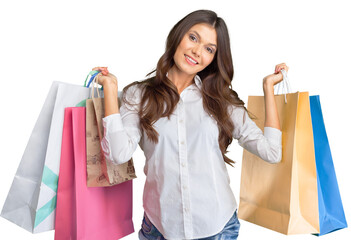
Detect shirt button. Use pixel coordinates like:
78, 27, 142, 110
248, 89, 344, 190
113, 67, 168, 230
181, 162, 186, 167
183, 185, 187, 190
184, 208, 188, 213
179, 119, 183, 123
180, 141, 185, 145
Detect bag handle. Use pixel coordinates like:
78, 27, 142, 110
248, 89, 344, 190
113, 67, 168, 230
84, 70, 100, 87
75, 70, 103, 107
90, 72, 102, 99
274, 68, 291, 103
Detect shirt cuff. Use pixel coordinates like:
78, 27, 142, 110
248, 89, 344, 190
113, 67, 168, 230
102, 113, 124, 132
263, 127, 282, 146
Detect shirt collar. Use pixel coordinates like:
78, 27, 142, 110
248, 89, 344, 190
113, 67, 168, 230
194, 74, 202, 89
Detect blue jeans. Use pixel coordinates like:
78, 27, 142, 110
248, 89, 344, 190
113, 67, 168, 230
138, 210, 240, 240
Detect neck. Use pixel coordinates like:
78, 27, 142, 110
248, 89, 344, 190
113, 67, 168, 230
167, 67, 196, 94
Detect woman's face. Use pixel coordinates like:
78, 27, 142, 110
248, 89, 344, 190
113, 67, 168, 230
173, 23, 217, 76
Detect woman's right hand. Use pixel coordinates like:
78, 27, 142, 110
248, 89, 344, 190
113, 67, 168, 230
92, 66, 118, 87
92, 66, 120, 116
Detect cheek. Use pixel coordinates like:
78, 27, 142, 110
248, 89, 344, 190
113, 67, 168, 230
201, 55, 214, 68
175, 43, 187, 59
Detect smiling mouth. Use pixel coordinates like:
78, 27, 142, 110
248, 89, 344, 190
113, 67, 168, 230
184, 54, 198, 65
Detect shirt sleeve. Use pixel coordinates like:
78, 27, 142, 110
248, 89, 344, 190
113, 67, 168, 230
100, 84, 142, 165
230, 105, 282, 164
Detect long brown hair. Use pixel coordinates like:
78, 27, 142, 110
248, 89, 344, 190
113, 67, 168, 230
122, 9, 248, 167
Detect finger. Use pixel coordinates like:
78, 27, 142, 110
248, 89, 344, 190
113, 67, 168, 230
97, 73, 105, 84
101, 67, 109, 74
92, 67, 105, 72
92, 66, 108, 72
276, 64, 282, 72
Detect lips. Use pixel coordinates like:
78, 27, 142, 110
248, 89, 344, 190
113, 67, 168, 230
184, 54, 198, 65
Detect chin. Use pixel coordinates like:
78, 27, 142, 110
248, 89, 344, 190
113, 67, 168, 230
182, 63, 202, 75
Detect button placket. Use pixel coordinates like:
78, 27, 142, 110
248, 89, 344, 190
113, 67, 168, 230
177, 99, 193, 238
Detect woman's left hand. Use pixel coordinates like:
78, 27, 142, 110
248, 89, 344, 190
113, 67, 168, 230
263, 63, 289, 86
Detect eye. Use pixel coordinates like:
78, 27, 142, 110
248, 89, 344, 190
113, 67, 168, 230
189, 34, 197, 42
206, 47, 214, 54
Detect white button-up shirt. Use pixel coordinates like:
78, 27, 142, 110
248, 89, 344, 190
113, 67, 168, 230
101, 74, 282, 239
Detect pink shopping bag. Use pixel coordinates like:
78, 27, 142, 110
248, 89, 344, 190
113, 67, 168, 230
54, 107, 134, 240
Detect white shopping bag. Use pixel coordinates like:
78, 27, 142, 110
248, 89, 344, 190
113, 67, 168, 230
1, 81, 95, 233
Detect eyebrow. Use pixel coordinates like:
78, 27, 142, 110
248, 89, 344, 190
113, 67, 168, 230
191, 30, 217, 48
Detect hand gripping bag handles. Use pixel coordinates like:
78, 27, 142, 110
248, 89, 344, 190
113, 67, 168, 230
238, 69, 320, 235
54, 107, 134, 240
1, 81, 93, 233
85, 72, 137, 187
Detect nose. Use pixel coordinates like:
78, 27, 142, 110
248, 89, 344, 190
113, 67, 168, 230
192, 44, 201, 58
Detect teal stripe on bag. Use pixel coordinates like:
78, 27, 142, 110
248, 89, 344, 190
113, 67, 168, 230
42, 166, 58, 192
33, 166, 58, 228
34, 195, 57, 228
76, 99, 87, 107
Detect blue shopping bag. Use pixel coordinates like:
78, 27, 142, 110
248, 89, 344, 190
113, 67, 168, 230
310, 95, 348, 236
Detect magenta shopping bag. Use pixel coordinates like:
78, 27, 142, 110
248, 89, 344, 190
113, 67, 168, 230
54, 107, 134, 240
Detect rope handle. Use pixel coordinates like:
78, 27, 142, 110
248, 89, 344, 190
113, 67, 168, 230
84, 70, 104, 99
274, 68, 291, 103
90, 72, 103, 99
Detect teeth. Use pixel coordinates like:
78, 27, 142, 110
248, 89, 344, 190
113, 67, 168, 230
186, 55, 197, 64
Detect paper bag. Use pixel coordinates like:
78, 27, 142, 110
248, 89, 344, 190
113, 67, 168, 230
54, 107, 134, 240
238, 92, 320, 235
1, 81, 92, 233
310, 95, 348, 235
86, 81, 137, 187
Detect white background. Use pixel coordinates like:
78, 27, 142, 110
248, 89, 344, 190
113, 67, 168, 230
0, 0, 350, 239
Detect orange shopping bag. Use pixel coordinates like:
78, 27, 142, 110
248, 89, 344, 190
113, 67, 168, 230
238, 70, 319, 235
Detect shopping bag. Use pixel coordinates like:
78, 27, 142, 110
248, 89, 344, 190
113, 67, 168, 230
1, 81, 92, 233
86, 74, 137, 187
238, 70, 319, 235
310, 95, 348, 235
54, 107, 134, 240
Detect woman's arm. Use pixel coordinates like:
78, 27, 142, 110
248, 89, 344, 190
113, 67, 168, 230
231, 105, 282, 164
91, 66, 141, 165
103, 80, 120, 116
263, 80, 280, 129
263, 63, 289, 130
231, 63, 288, 164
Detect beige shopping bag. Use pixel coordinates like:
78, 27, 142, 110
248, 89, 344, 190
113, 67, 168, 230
238, 92, 319, 235
86, 80, 137, 187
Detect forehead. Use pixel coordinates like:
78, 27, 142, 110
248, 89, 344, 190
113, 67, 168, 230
188, 23, 217, 45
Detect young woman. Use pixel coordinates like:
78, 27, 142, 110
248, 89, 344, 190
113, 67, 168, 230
93, 9, 288, 240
